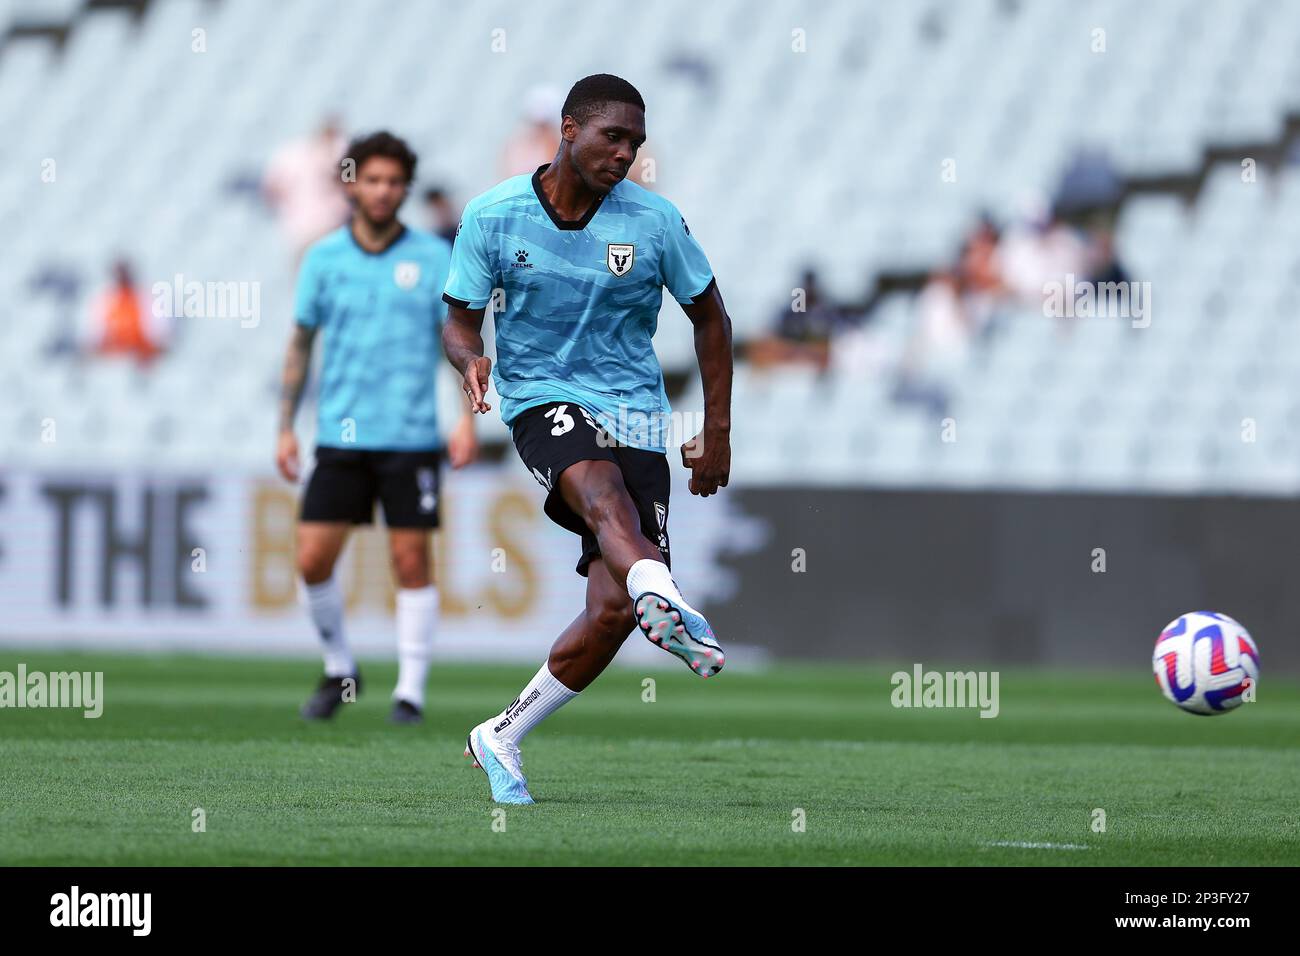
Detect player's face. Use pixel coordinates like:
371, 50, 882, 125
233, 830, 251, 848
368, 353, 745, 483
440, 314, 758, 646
348, 156, 409, 226
566, 103, 645, 193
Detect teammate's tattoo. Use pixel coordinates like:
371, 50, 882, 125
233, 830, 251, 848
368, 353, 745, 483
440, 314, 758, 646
279, 325, 316, 432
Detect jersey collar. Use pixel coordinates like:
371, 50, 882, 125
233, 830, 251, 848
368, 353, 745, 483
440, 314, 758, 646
531, 164, 606, 231
348, 222, 408, 256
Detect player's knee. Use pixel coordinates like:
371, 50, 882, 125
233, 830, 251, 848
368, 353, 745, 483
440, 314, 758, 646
390, 550, 430, 588
297, 550, 335, 585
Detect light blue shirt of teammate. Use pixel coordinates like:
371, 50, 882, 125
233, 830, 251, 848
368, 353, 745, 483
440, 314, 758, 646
442, 165, 715, 453
295, 225, 452, 450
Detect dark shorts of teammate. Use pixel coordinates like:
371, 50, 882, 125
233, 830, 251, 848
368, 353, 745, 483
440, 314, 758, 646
511, 401, 671, 577
300, 446, 442, 528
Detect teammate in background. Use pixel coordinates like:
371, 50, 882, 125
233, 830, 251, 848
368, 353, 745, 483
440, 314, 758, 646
277, 131, 478, 725
442, 75, 733, 803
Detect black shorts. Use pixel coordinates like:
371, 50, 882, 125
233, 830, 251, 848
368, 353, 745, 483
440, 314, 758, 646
511, 401, 671, 577
300, 446, 442, 528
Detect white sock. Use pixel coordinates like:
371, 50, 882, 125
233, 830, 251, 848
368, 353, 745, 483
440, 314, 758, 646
489, 663, 578, 744
394, 585, 437, 707
301, 577, 354, 677
625, 558, 700, 615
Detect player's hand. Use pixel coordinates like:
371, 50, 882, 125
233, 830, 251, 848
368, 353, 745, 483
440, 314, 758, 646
448, 413, 479, 469
463, 357, 493, 413
276, 430, 300, 482
681, 425, 730, 497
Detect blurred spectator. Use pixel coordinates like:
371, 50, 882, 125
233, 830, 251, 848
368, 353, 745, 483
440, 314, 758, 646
892, 217, 1012, 415
31, 264, 85, 357
628, 140, 660, 191
87, 260, 163, 364
263, 116, 349, 263
996, 196, 1087, 306
893, 269, 973, 417
749, 268, 846, 370
1055, 150, 1124, 218
956, 215, 1004, 334
424, 186, 460, 244
499, 86, 563, 178
662, 53, 716, 93
1083, 219, 1131, 286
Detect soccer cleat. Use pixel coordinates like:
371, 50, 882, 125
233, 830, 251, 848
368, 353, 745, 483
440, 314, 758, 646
465, 722, 534, 804
300, 673, 362, 720
389, 698, 423, 725
634, 591, 725, 677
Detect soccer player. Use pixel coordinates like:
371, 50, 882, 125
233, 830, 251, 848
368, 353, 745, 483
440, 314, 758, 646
277, 131, 478, 725
441, 75, 733, 803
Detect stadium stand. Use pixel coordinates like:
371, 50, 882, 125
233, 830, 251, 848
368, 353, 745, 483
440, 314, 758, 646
5, 0, 1300, 493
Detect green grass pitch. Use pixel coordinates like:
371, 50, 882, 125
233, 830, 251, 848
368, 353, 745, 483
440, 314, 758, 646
1, 650, 1297, 866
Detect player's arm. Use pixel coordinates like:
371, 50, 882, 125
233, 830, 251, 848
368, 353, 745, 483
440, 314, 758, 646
442, 303, 493, 414
680, 282, 733, 497
441, 203, 496, 415
276, 324, 316, 481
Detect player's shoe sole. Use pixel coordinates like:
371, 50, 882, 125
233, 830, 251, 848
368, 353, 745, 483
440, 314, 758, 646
634, 592, 724, 677
465, 728, 535, 805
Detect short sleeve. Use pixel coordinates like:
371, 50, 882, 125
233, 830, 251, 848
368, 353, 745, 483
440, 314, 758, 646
660, 207, 714, 304
293, 247, 325, 328
442, 204, 495, 309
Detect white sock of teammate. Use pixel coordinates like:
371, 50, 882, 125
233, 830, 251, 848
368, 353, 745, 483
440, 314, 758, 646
301, 577, 354, 677
625, 558, 701, 615
488, 662, 578, 745
394, 585, 438, 707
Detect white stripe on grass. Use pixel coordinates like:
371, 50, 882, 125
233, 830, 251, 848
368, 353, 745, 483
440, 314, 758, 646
987, 841, 1090, 850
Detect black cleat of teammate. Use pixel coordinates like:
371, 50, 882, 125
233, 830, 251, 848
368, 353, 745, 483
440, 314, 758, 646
300, 673, 362, 720
389, 699, 423, 725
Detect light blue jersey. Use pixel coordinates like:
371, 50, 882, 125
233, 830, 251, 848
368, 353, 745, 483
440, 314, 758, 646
442, 165, 714, 452
295, 225, 451, 450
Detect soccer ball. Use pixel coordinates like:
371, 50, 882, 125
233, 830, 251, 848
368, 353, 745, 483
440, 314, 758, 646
1152, 611, 1259, 715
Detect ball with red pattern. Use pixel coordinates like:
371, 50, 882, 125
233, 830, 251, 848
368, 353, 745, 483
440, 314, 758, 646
1153, 611, 1260, 716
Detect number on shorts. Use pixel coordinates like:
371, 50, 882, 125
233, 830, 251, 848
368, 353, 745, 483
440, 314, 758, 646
546, 404, 575, 436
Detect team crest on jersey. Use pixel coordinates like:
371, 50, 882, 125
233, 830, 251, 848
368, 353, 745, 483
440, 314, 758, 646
607, 243, 635, 277
394, 261, 421, 290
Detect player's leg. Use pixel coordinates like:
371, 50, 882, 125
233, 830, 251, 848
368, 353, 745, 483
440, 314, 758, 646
296, 520, 359, 717
558, 455, 724, 677
297, 447, 375, 718
465, 557, 631, 804
377, 450, 442, 724
510, 402, 722, 676
547, 555, 638, 690
555, 459, 659, 589
386, 527, 436, 723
